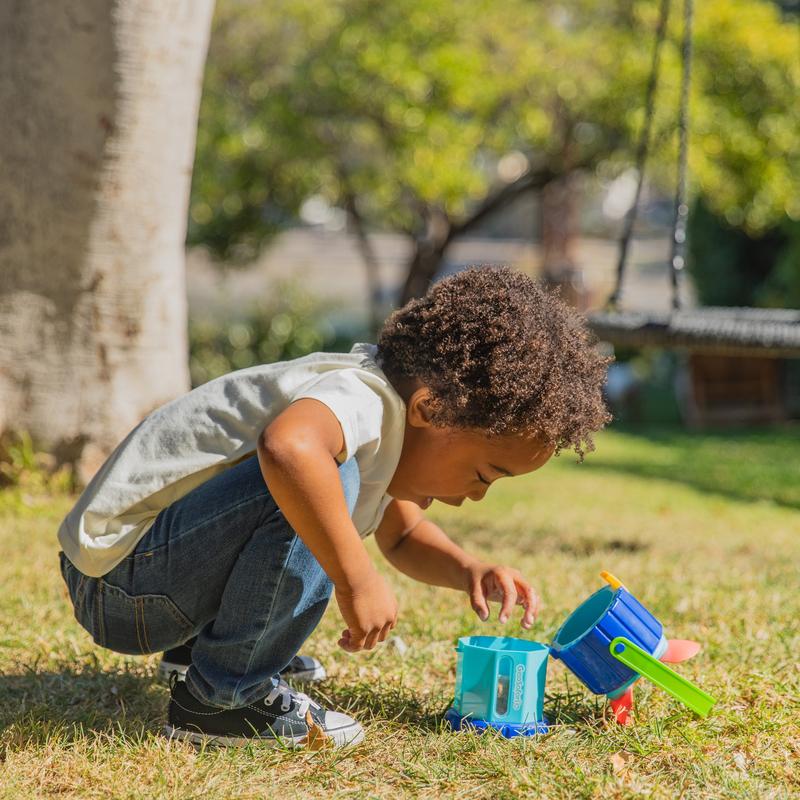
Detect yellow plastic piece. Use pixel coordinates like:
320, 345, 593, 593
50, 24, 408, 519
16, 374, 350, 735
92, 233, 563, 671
600, 570, 624, 590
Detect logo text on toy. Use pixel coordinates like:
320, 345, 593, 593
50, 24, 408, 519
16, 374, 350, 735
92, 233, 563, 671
512, 664, 525, 710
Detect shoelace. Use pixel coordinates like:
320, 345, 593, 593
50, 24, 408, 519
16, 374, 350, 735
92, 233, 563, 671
264, 679, 321, 718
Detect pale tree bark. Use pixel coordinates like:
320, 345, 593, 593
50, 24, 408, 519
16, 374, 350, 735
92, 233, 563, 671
0, 0, 214, 481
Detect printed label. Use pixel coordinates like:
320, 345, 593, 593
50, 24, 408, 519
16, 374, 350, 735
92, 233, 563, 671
512, 663, 526, 710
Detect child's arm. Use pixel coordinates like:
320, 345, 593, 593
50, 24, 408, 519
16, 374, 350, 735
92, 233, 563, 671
257, 399, 397, 652
374, 499, 539, 628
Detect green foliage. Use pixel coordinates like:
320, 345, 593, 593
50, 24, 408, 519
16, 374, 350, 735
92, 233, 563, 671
688, 1, 800, 233
188, 284, 359, 386
756, 219, 800, 308
0, 431, 73, 503
584, 424, 800, 509
688, 196, 800, 308
190, 0, 800, 261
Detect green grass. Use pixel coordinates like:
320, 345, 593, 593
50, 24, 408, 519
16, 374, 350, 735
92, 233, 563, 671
2, 427, 799, 799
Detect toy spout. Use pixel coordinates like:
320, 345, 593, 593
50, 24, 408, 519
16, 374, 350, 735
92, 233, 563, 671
608, 686, 634, 725
661, 639, 701, 663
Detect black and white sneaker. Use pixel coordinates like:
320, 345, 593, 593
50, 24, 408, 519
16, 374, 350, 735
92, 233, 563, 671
158, 640, 326, 684
163, 677, 364, 748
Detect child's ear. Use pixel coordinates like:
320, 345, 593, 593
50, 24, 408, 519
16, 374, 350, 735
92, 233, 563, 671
407, 387, 435, 428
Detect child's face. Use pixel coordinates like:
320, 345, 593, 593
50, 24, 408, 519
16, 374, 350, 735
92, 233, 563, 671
388, 388, 554, 508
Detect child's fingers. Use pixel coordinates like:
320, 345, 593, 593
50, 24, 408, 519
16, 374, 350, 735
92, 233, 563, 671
363, 628, 381, 650
496, 573, 517, 623
378, 620, 393, 643
338, 628, 366, 652
518, 582, 540, 628
469, 582, 490, 621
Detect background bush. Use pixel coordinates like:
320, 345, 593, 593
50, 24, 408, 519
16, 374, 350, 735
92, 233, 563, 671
688, 196, 800, 308
188, 284, 362, 386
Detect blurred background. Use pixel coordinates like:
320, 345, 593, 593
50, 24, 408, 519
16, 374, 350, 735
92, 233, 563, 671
2, 8, 799, 794
185, 0, 800, 431
1, 0, 799, 483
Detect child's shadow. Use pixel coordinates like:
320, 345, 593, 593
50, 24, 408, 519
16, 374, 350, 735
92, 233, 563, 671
310, 681, 450, 734
0, 665, 167, 746
310, 684, 604, 734
2, 667, 603, 744
544, 690, 608, 728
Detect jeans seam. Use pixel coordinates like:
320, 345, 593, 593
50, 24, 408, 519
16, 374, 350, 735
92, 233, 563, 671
230, 528, 300, 705
133, 597, 141, 653
75, 574, 87, 608
142, 598, 153, 654
136, 597, 150, 654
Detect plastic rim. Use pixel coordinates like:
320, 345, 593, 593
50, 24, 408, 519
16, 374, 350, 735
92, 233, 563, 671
550, 585, 618, 651
444, 707, 549, 738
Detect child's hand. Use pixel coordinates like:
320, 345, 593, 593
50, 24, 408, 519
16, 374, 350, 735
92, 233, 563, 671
334, 566, 398, 652
465, 562, 540, 629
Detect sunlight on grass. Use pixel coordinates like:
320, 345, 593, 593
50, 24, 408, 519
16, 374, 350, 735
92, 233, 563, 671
1, 428, 798, 798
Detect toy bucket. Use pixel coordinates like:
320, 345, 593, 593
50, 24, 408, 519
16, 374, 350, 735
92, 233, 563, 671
549, 583, 665, 696
453, 636, 548, 726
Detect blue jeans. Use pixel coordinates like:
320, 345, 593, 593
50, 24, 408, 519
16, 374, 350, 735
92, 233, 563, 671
59, 455, 360, 709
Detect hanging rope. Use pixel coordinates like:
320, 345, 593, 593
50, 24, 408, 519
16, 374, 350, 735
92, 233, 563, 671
669, 0, 694, 310
607, 0, 671, 309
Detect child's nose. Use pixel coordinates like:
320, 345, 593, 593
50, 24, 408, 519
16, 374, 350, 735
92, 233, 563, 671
468, 485, 489, 502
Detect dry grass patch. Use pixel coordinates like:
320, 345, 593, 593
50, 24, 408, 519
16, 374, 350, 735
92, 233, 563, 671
1, 427, 799, 798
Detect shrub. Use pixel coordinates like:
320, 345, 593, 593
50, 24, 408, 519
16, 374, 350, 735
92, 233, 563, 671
688, 197, 800, 308
188, 284, 361, 386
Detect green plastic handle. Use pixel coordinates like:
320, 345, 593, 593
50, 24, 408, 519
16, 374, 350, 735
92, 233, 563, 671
609, 636, 716, 717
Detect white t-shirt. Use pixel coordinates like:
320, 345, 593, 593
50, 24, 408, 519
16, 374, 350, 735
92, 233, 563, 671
58, 343, 406, 577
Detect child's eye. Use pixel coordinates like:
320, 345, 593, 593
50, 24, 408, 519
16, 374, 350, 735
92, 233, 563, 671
477, 472, 491, 485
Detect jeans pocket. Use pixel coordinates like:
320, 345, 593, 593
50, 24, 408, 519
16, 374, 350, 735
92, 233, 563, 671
94, 580, 195, 656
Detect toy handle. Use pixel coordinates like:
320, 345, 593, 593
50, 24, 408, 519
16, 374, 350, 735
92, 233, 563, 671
600, 570, 624, 590
609, 636, 716, 717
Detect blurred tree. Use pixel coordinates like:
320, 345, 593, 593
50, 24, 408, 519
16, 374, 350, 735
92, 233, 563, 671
0, 1, 214, 480
190, 0, 799, 304
689, 199, 800, 308
188, 283, 350, 387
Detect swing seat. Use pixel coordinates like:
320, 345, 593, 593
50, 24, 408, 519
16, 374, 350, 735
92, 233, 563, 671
588, 307, 800, 358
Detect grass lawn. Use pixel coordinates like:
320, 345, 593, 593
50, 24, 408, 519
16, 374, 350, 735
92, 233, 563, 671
1, 426, 798, 799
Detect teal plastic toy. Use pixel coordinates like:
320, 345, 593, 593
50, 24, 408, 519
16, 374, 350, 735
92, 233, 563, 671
446, 571, 715, 733
448, 636, 549, 735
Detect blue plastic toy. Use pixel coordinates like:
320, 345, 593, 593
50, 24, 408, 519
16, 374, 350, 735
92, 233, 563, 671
550, 571, 715, 723
549, 574, 665, 696
446, 571, 715, 734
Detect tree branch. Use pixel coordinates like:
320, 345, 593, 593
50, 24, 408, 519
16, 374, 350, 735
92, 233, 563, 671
338, 172, 384, 335
448, 166, 556, 242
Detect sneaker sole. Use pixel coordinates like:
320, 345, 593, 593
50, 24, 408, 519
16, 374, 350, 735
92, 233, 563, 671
158, 662, 326, 684
162, 722, 364, 749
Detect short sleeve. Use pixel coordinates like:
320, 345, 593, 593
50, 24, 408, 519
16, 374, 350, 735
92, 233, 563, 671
293, 370, 385, 462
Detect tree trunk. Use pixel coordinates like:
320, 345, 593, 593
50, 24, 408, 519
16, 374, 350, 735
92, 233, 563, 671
400, 208, 452, 305
342, 192, 383, 337
540, 172, 588, 310
398, 169, 556, 304
0, 0, 214, 481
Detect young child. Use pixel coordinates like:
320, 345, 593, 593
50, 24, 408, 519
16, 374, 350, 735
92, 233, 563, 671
58, 266, 609, 748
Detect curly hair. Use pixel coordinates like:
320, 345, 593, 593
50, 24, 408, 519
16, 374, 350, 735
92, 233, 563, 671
376, 266, 611, 458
